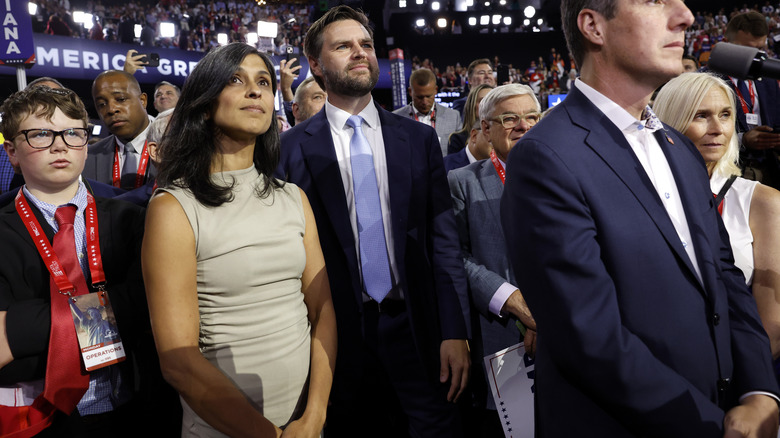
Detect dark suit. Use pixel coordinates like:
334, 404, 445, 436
500, 85, 779, 437
444, 148, 470, 173
448, 160, 522, 404
0, 195, 178, 434
83, 135, 157, 190
278, 101, 469, 436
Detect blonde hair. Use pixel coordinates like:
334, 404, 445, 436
653, 72, 741, 179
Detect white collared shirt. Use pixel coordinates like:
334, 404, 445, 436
324, 98, 401, 297
574, 79, 702, 283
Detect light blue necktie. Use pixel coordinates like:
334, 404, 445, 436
347, 115, 392, 303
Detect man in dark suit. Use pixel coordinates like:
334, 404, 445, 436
444, 120, 492, 173
448, 84, 540, 435
720, 11, 780, 190
0, 86, 177, 435
393, 68, 462, 156
84, 71, 155, 191
500, 0, 780, 436
278, 6, 470, 437
451, 59, 496, 117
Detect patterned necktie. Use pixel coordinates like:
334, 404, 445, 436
641, 106, 664, 131
43, 205, 90, 414
346, 115, 393, 303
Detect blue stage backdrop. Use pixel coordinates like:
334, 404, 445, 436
0, 34, 410, 90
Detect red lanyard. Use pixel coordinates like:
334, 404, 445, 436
730, 77, 756, 115
14, 190, 106, 294
113, 140, 150, 189
412, 107, 436, 129
490, 149, 506, 184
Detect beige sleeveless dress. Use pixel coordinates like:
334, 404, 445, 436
161, 166, 311, 437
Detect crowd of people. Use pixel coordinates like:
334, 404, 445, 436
2, 1, 780, 437
34, 0, 314, 55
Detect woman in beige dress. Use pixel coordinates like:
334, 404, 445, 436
142, 43, 337, 438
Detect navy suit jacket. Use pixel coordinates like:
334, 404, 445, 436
83, 135, 157, 190
500, 85, 779, 437
448, 159, 521, 409
444, 148, 470, 173
278, 101, 469, 401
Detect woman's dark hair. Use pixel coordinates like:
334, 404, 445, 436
157, 42, 281, 207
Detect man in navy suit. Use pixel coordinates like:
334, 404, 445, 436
501, 0, 780, 436
278, 5, 470, 437
443, 120, 492, 174
448, 84, 540, 435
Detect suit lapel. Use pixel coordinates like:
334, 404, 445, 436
564, 88, 703, 289
299, 112, 361, 296
0, 194, 55, 254
655, 129, 719, 293
98, 137, 116, 184
378, 104, 411, 275
478, 160, 505, 239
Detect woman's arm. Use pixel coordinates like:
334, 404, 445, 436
281, 189, 337, 438
749, 183, 780, 359
142, 192, 282, 438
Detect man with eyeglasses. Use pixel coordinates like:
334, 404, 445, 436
447, 84, 540, 435
452, 58, 496, 117
0, 86, 178, 435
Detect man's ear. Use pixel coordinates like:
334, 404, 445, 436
481, 119, 490, 139
291, 102, 300, 120
307, 56, 322, 79
139, 92, 148, 108
147, 141, 159, 163
4, 140, 19, 165
578, 9, 606, 48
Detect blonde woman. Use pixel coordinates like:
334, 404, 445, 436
654, 72, 780, 360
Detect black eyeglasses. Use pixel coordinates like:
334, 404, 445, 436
14, 128, 89, 149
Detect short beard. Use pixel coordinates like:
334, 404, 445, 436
320, 61, 379, 97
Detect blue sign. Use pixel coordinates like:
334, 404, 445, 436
547, 93, 567, 108
1, 34, 407, 90
0, 0, 36, 66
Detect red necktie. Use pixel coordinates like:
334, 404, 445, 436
42, 205, 90, 414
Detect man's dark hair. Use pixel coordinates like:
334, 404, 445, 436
27, 76, 65, 89
157, 43, 281, 207
726, 11, 769, 40
561, 0, 618, 69
154, 81, 181, 97
682, 54, 700, 69
466, 58, 493, 80
303, 5, 373, 91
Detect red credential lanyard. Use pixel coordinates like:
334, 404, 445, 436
412, 107, 436, 129
14, 190, 107, 294
490, 149, 506, 184
730, 76, 756, 115
112, 140, 150, 189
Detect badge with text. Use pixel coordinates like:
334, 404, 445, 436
69, 290, 125, 371
746, 113, 759, 127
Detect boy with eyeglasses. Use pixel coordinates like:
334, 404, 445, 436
0, 86, 178, 436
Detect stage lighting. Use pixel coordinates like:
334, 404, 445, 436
437, 18, 446, 27
524, 6, 535, 18
468, 16, 477, 26
160, 22, 175, 38
257, 20, 278, 38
